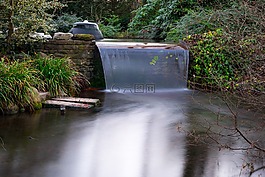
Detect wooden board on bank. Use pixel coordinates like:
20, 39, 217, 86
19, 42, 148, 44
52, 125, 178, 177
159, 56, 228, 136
44, 100, 94, 109
52, 97, 100, 106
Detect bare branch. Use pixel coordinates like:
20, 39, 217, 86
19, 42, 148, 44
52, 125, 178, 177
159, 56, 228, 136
249, 166, 265, 177
235, 127, 265, 152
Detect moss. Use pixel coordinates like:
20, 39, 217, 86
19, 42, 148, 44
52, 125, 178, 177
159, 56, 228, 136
89, 46, 106, 88
72, 34, 95, 41
20, 107, 26, 112
33, 102, 42, 110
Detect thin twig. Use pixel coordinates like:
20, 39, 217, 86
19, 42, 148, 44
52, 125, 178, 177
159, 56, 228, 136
236, 127, 265, 152
0, 136, 6, 151
223, 99, 265, 152
249, 166, 265, 177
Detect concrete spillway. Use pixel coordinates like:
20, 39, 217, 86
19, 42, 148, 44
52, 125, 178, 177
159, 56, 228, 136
96, 42, 189, 93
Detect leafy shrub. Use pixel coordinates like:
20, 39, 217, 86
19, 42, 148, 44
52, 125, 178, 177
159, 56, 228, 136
0, 0, 65, 50
128, 0, 200, 39
166, 0, 265, 42
166, 10, 218, 42
99, 24, 118, 38
175, 0, 265, 92
185, 29, 264, 91
128, 1, 159, 36
184, 29, 237, 90
0, 55, 88, 113
99, 15, 121, 38
52, 13, 83, 33
213, 0, 265, 37
33, 56, 85, 97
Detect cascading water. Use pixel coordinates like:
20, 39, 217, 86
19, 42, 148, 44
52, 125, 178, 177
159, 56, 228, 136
96, 42, 189, 92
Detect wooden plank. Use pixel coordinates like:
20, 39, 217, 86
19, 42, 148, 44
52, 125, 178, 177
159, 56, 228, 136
52, 97, 100, 106
44, 100, 94, 109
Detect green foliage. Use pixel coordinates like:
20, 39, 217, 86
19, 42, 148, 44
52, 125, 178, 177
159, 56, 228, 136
128, 0, 199, 39
53, 13, 82, 33
184, 28, 264, 91
166, 10, 218, 42
150, 56, 159, 65
128, 0, 247, 40
99, 15, 121, 38
0, 0, 65, 52
33, 56, 85, 97
61, 0, 137, 30
0, 55, 87, 113
175, 0, 265, 92
166, 0, 265, 42
213, 0, 265, 37
0, 58, 42, 112
184, 29, 236, 89
128, 0, 159, 37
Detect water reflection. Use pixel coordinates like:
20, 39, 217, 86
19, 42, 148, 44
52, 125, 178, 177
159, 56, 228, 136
0, 91, 264, 177
42, 93, 187, 177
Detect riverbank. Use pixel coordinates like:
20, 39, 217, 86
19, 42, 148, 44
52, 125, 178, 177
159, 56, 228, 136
0, 55, 88, 115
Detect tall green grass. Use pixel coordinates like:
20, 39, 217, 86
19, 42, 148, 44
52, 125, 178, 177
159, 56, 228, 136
0, 58, 42, 112
0, 55, 88, 113
33, 55, 87, 97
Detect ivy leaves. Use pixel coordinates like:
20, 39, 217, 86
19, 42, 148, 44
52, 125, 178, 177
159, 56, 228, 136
184, 29, 238, 90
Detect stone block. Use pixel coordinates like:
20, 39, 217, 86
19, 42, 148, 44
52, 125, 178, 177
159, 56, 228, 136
72, 34, 95, 41
53, 53, 68, 58
44, 49, 58, 54
53, 32, 73, 40
73, 40, 94, 45
60, 45, 77, 50
44, 44, 57, 50
39, 38, 96, 81
59, 49, 75, 54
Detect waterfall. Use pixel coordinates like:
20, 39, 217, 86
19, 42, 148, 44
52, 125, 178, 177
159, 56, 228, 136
96, 42, 189, 93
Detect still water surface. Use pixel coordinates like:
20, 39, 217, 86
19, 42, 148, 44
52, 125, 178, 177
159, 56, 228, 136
0, 90, 264, 177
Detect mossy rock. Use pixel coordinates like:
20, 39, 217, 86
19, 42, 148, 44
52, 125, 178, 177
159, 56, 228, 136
28, 87, 42, 111
29, 87, 41, 103
3, 103, 19, 115
33, 102, 42, 110
72, 34, 95, 41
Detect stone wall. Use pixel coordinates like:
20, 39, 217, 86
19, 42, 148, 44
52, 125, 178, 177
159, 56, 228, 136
41, 39, 96, 80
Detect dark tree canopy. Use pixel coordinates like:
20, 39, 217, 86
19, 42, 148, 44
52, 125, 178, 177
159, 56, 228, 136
59, 0, 138, 28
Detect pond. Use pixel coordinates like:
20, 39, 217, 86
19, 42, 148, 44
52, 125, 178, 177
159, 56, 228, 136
0, 90, 264, 177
